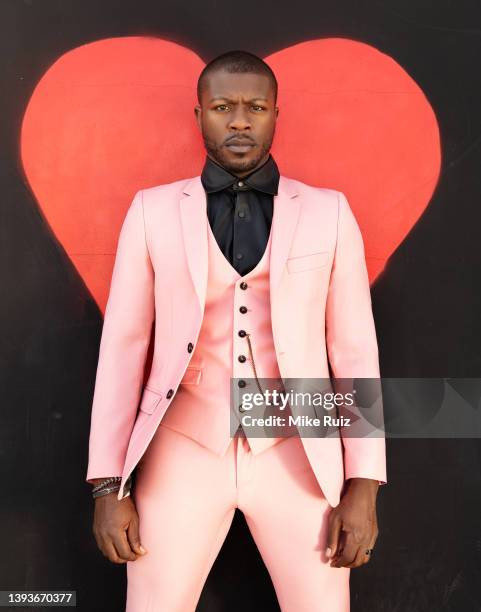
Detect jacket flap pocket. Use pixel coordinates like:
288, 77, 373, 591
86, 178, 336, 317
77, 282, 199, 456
180, 366, 202, 385
138, 387, 163, 414
287, 251, 329, 274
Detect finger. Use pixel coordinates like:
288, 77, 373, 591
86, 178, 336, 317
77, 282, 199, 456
103, 539, 128, 564
127, 518, 147, 556
358, 534, 378, 566
329, 529, 347, 566
344, 542, 370, 568
344, 526, 378, 568
331, 531, 357, 568
111, 529, 139, 562
326, 513, 342, 558
94, 531, 114, 560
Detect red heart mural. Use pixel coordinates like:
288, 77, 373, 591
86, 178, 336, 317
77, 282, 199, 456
20, 37, 440, 312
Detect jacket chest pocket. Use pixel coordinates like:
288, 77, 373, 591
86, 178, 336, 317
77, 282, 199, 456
286, 251, 329, 274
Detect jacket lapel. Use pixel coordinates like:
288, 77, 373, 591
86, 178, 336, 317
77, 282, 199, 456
179, 177, 209, 311
269, 176, 300, 294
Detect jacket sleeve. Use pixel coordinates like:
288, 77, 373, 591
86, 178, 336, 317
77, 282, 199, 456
85, 190, 155, 482
325, 191, 387, 485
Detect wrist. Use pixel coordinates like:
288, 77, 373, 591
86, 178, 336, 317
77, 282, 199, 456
345, 477, 379, 494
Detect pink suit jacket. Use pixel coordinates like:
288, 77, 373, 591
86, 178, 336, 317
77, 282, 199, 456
86, 174, 387, 508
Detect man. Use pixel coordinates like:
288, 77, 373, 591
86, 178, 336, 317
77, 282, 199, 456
86, 50, 387, 611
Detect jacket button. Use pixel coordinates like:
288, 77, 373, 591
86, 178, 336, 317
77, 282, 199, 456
187, 342, 194, 353
166, 389, 174, 399
238, 355, 246, 363
240, 282, 248, 290
238, 330, 246, 337
239, 306, 248, 314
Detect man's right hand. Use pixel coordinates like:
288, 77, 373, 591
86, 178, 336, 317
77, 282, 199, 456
92, 486, 148, 564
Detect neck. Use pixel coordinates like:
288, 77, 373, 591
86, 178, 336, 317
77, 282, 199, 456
208, 152, 271, 178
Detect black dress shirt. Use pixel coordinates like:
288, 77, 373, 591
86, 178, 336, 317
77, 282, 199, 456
200, 154, 280, 276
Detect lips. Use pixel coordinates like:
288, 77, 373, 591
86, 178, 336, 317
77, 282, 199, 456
226, 143, 254, 153
227, 139, 254, 145
226, 140, 255, 153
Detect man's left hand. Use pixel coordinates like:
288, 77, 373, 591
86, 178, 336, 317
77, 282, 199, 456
325, 477, 379, 569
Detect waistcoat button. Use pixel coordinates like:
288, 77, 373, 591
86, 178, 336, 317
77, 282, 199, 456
166, 389, 174, 399
239, 306, 248, 314
240, 281, 248, 290
238, 379, 247, 388
238, 330, 246, 337
187, 342, 194, 353
238, 355, 246, 363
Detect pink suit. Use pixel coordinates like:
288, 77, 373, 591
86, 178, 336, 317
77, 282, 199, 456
86, 174, 387, 611
161, 214, 286, 454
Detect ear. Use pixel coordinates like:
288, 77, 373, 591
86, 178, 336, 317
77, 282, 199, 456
194, 105, 202, 129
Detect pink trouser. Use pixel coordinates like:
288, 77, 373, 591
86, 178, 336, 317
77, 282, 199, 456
126, 423, 350, 612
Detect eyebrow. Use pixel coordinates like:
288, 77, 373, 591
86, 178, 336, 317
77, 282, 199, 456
208, 96, 269, 103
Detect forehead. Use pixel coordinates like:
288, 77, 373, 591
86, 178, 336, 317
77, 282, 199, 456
202, 70, 274, 102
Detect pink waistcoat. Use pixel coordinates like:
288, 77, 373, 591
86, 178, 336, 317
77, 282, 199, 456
160, 217, 286, 455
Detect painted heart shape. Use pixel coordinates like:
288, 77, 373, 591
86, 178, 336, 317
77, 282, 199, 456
20, 37, 440, 312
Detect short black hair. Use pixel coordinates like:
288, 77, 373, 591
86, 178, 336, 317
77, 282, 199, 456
197, 50, 278, 104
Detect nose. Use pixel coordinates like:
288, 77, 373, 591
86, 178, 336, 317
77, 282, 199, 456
228, 106, 251, 131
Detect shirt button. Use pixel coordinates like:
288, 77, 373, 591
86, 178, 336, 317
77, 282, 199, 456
236, 253, 243, 260
238, 181, 244, 186
240, 281, 248, 290
238, 211, 246, 218
166, 389, 174, 399
238, 355, 246, 363
239, 306, 248, 314
187, 342, 194, 353
238, 379, 247, 388
238, 330, 247, 337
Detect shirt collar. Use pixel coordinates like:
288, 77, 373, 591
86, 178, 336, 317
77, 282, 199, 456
200, 153, 280, 195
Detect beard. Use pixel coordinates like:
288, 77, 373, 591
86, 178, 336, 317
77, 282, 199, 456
202, 133, 274, 175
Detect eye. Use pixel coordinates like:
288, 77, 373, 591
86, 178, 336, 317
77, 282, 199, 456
252, 105, 266, 111
215, 104, 229, 111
